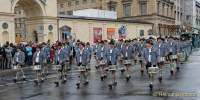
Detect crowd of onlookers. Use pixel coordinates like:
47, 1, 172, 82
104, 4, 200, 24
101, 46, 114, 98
0, 41, 50, 70
0, 39, 77, 71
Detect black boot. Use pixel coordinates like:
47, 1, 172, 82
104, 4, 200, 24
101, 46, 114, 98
120, 69, 125, 74
103, 75, 107, 78
141, 70, 144, 76
158, 76, 162, 83
62, 80, 67, 84
22, 77, 26, 81
101, 76, 104, 81
108, 84, 112, 89
34, 80, 39, 85
113, 82, 117, 86
54, 82, 59, 87
126, 76, 131, 82
76, 83, 80, 89
13, 79, 17, 83
170, 70, 174, 75
84, 81, 89, 86
149, 83, 153, 91
176, 67, 180, 71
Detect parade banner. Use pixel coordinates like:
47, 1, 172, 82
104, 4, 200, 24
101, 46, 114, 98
107, 28, 115, 40
93, 27, 102, 43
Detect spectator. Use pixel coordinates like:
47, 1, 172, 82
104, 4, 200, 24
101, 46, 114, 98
5, 44, 13, 69
25, 44, 33, 65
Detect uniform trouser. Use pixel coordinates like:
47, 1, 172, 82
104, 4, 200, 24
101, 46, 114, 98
77, 63, 88, 83
157, 62, 164, 77
0, 56, 3, 70
108, 62, 117, 84
57, 63, 67, 80
26, 55, 32, 65
69, 56, 73, 65
54, 63, 65, 83
99, 58, 107, 77
146, 62, 156, 84
87, 55, 92, 69
34, 63, 42, 81
15, 63, 25, 79
62, 61, 69, 77
5, 57, 12, 69
123, 58, 131, 77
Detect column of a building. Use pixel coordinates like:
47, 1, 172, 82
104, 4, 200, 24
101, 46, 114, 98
116, 1, 123, 18
133, 0, 138, 16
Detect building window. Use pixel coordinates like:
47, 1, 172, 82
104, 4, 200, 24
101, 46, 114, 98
171, 6, 173, 17
83, 0, 87, 4
60, 3, 64, 8
180, 13, 182, 21
68, 1, 71, 6
140, 1, 147, 15
67, 11, 73, 15
123, 3, 131, 17
110, 5, 116, 11
177, 12, 180, 21
162, 3, 165, 16
108, 2, 116, 11
75, 0, 79, 5
59, 11, 65, 15
186, 15, 190, 20
157, 2, 160, 15
140, 30, 144, 37
166, 5, 169, 16
91, 0, 95, 3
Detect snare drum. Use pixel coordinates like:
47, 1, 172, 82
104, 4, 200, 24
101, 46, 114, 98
123, 60, 132, 65
138, 56, 144, 61
52, 65, 62, 70
99, 60, 106, 65
109, 65, 116, 71
148, 67, 159, 74
158, 57, 165, 62
170, 55, 177, 60
78, 66, 86, 72
33, 65, 42, 71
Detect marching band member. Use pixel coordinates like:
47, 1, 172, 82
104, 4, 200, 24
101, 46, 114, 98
132, 39, 139, 64
93, 40, 101, 59
85, 42, 93, 70
142, 39, 158, 90
33, 46, 45, 85
54, 43, 67, 87
13, 47, 26, 82
142, 39, 158, 72
155, 37, 167, 83
116, 39, 124, 73
138, 38, 146, 75
121, 40, 134, 82
96, 41, 107, 81
41, 43, 50, 78
106, 41, 120, 89
167, 37, 178, 75
75, 42, 90, 89
62, 42, 71, 79
69, 39, 76, 69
